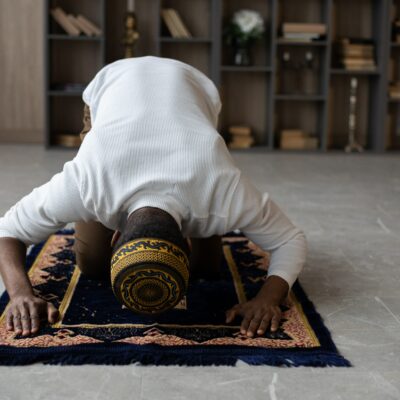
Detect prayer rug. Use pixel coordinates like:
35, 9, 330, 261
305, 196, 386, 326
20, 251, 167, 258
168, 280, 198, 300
0, 229, 350, 366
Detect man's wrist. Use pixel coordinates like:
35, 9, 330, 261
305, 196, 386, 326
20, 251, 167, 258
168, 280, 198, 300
8, 285, 34, 299
255, 275, 289, 304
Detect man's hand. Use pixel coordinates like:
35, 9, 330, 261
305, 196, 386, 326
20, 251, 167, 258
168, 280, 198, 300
225, 298, 282, 337
5, 295, 59, 337
225, 275, 289, 337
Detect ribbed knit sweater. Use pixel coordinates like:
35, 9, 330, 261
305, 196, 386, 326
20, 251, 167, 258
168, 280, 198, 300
0, 56, 307, 289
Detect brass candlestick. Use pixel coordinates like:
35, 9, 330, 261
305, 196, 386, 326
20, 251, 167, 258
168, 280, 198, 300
122, 11, 139, 58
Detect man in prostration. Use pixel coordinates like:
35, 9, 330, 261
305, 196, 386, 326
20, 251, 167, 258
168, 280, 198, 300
0, 56, 307, 339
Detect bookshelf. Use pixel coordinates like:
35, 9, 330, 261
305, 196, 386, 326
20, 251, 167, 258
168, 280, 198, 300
44, 0, 106, 148
44, 0, 399, 152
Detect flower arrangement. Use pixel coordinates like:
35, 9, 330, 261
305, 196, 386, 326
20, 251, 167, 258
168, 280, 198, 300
224, 9, 265, 46
224, 10, 265, 66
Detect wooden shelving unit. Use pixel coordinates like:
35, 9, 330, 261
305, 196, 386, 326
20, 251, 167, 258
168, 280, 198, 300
44, 0, 400, 152
44, 0, 106, 148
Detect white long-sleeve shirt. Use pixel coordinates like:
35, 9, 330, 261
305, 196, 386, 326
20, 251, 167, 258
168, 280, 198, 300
0, 56, 307, 289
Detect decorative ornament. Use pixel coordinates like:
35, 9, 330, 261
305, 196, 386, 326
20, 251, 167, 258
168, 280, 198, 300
345, 77, 364, 153
122, 0, 139, 58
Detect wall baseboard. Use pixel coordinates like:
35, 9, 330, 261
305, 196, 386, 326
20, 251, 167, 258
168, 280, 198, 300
0, 130, 44, 144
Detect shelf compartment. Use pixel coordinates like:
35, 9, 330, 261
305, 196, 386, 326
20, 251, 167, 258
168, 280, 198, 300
49, 96, 84, 146
385, 102, 400, 150
219, 71, 269, 146
160, 37, 212, 43
331, 68, 380, 76
48, 34, 104, 41
221, 65, 272, 72
221, 0, 271, 67
275, 94, 325, 101
49, 40, 103, 87
48, 90, 84, 96
161, 0, 211, 38
161, 42, 211, 77
274, 100, 324, 150
276, 40, 328, 46
327, 75, 371, 150
276, 45, 325, 95
48, 0, 103, 36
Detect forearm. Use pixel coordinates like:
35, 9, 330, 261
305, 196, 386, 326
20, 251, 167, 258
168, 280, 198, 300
0, 237, 33, 298
266, 229, 307, 290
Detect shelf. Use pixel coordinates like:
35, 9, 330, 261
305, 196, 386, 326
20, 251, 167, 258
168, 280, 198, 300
276, 39, 328, 47
160, 37, 212, 43
221, 65, 272, 72
47, 144, 80, 150
330, 68, 380, 76
275, 94, 325, 101
40, 0, 392, 152
48, 90, 84, 96
48, 34, 104, 41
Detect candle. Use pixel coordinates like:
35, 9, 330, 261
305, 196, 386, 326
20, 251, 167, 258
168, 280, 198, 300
127, 0, 135, 12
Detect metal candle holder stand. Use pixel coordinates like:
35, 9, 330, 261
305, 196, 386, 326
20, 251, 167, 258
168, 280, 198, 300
345, 77, 364, 153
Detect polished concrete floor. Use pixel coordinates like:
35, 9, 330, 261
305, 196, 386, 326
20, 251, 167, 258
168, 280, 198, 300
0, 144, 399, 399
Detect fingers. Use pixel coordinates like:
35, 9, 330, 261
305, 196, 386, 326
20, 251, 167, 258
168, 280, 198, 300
257, 307, 282, 336
270, 308, 281, 332
47, 303, 59, 324
257, 317, 270, 336
240, 316, 252, 336
247, 313, 266, 337
13, 312, 22, 335
20, 304, 32, 336
28, 303, 40, 334
6, 311, 14, 331
225, 305, 239, 324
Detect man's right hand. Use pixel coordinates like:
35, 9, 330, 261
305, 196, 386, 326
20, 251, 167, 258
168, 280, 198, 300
5, 295, 59, 336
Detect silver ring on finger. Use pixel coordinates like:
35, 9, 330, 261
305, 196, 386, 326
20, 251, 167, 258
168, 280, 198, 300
13, 315, 21, 319
21, 315, 31, 320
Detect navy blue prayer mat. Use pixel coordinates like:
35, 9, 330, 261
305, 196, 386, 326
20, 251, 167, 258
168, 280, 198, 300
0, 229, 350, 367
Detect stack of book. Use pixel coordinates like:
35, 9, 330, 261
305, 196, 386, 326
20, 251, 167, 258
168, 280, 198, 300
280, 129, 318, 150
389, 82, 400, 100
336, 38, 376, 71
228, 125, 255, 149
161, 9, 192, 38
280, 23, 326, 42
50, 7, 102, 37
54, 134, 81, 148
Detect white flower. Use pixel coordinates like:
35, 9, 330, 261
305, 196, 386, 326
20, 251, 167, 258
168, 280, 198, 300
233, 9, 265, 35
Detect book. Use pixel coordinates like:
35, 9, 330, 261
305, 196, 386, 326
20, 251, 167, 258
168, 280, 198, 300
228, 136, 255, 149
228, 125, 252, 136
282, 23, 327, 35
54, 134, 81, 148
335, 38, 376, 70
50, 7, 80, 36
168, 9, 192, 38
76, 14, 102, 36
280, 137, 318, 150
280, 130, 318, 150
161, 9, 181, 37
281, 129, 307, 139
69, 14, 94, 36
281, 32, 321, 42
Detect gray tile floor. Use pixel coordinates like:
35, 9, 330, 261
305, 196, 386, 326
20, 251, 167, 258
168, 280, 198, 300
0, 144, 399, 399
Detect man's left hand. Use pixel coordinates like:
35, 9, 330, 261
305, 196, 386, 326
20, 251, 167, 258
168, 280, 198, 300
225, 298, 282, 337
